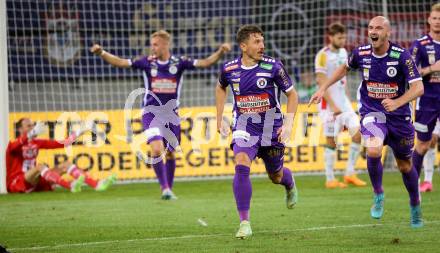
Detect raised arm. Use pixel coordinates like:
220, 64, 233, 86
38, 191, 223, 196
90, 44, 131, 68
195, 43, 231, 68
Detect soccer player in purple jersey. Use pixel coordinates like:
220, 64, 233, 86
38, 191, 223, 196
216, 25, 299, 239
91, 30, 231, 200
310, 16, 424, 228
410, 3, 440, 193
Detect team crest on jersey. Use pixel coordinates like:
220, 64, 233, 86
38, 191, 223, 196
256, 78, 267, 88
169, 65, 178, 74
386, 67, 397, 77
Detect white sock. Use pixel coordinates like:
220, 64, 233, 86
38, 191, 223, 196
423, 148, 435, 183
346, 142, 361, 176
325, 147, 336, 181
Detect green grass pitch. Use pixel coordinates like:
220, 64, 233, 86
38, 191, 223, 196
1, 172, 440, 252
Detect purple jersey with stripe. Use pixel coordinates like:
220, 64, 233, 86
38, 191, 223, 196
130, 55, 196, 108
219, 56, 294, 141
410, 34, 440, 111
347, 42, 422, 116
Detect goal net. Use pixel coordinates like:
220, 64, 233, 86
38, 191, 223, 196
2, 0, 435, 191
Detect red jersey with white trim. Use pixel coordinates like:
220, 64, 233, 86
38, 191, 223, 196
6, 134, 65, 187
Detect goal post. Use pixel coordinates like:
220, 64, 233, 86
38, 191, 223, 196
1, 0, 9, 194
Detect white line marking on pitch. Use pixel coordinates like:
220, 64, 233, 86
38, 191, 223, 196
9, 220, 440, 252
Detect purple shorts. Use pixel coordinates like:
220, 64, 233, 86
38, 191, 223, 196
414, 110, 440, 142
231, 128, 285, 174
360, 113, 414, 160
142, 111, 181, 152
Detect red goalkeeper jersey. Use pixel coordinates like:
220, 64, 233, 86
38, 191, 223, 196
6, 134, 66, 186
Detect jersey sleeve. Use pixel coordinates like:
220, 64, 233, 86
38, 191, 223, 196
218, 63, 229, 88
346, 48, 360, 70
409, 40, 422, 66
400, 50, 422, 84
314, 50, 327, 74
129, 56, 150, 70
273, 61, 294, 93
33, 139, 65, 149
7, 134, 29, 154
180, 56, 197, 71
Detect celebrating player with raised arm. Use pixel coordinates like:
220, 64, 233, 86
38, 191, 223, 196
216, 25, 299, 239
91, 30, 231, 200
410, 3, 440, 192
6, 118, 115, 193
310, 16, 424, 228
314, 22, 366, 189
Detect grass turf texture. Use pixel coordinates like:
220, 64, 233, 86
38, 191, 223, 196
1, 172, 440, 253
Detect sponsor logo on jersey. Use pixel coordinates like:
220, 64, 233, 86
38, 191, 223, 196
231, 78, 240, 82
405, 59, 416, 78
256, 78, 268, 88
236, 93, 271, 113
231, 71, 240, 77
390, 51, 401, 59
151, 77, 177, 94
363, 68, 369, 80
386, 66, 397, 77
256, 72, 272, 77
363, 58, 372, 64
366, 82, 398, 99
429, 52, 436, 65
259, 63, 273, 70
225, 64, 239, 71
233, 83, 240, 94
151, 68, 158, 77
426, 45, 434, 50
386, 61, 399, 66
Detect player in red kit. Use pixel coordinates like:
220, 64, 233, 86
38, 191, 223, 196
6, 118, 116, 193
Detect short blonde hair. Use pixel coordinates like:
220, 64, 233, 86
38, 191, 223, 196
432, 3, 440, 12
151, 30, 171, 42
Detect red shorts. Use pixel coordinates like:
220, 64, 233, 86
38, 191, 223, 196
8, 174, 54, 193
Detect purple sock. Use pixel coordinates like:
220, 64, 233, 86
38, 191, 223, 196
367, 156, 384, 194
402, 167, 420, 206
166, 159, 176, 189
152, 157, 168, 191
280, 167, 294, 191
412, 150, 424, 177
233, 165, 252, 222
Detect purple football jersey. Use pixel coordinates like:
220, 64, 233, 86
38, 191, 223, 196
410, 34, 440, 111
130, 55, 196, 108
347, 42, 422, 116
219, 55, 294, 141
